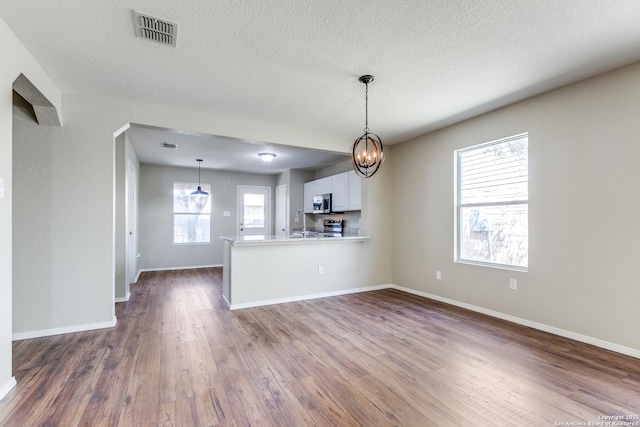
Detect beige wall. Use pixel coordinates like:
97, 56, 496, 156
391, 61, 640, 354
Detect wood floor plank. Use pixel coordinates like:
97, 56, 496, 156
364, 349, 499, 426
39, 346, 112, 427
117, 372, 160, 426
199, 309, 235, 351
77, 355, 134, 427
160, 332, 194, 403
2, 267, 639, 426
350, 373, 455, 427
287, 375, 358, 426
0, 365, 42, 424
158, 401, 176, 427
249, 363, 316, 427
184, 339, 234, 425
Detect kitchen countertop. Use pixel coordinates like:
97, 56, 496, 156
220, 234, 372, 246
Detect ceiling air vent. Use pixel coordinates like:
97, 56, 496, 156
163, 142, 178, 149
134, 11, 178, 47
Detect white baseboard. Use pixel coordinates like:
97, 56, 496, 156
0, 376, 17, 401
229, 284, 392, 310
392, 285, 640, 360
139, 264, 222, 273
115, 291, 131, 303
12, 316, 117, 341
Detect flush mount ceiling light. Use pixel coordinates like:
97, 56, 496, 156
351, 75, 384, 178
258, 152, 276, 162
191, 159, 209, 196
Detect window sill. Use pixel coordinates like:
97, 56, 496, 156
455, 259, 528, 273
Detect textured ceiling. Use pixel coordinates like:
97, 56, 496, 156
3, 0, 640, 158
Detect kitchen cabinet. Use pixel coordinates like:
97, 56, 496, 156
331, 172, 348, 212
304, 177, 331, 213
303, 170, 362, 213
315, 177, 331, 195
347, 171, 362, 210
303, 181, 315, 213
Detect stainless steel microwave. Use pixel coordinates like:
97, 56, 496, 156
313, 193, 332, 214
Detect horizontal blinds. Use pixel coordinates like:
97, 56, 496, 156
459, 135, 528, 204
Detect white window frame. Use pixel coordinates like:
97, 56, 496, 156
455, 133, 528, 271
173, 182, 212, 245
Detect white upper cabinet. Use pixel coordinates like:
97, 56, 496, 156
347, 171, 362, 211
315, 177, 331, 195
331, 172, 349, 212
303, 170, 362, 213
303, 181, 315, 213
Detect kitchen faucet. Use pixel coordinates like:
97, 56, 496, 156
295, 209, 306, 237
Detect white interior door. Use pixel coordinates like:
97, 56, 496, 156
237, 185, 271, 238
275, 184, 287, 236
126, 159, 137, 288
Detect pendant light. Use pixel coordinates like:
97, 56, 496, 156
191, 159, 209, 196
351, 75, 384, 178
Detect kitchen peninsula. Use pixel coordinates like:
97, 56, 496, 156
220, 234, 374, 309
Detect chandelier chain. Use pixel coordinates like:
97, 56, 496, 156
364, 82, 369, 133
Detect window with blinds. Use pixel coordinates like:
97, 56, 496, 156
456, 133, 528, 270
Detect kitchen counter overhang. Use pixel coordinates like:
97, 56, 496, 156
220, 234, 372, 246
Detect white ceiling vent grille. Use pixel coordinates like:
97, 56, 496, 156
134, 11, 178, 47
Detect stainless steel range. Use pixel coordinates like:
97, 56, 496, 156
323, 219, 343, 237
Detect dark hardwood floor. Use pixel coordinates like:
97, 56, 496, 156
1, 267, 639, 426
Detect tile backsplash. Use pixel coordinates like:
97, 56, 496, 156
312, 211, 362, 235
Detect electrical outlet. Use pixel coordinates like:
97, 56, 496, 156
509, 279, 517, 290
318, 265, 324, 275
436, 271, 441, 280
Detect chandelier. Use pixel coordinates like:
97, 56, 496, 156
351, 75, 384, 178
